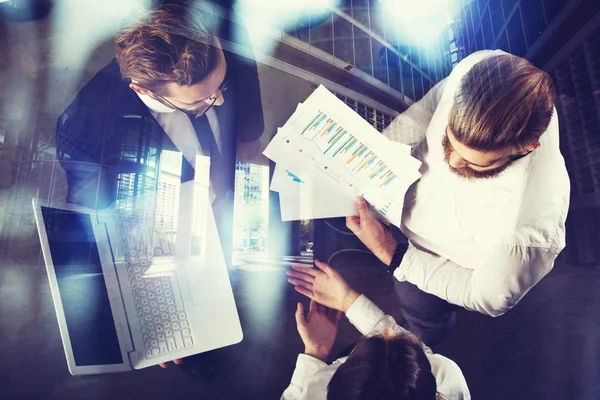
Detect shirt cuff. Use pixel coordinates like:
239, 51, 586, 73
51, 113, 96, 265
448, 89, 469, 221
393, 243, 416, 281
345, 294, 387, 336
290, 353, 328, 387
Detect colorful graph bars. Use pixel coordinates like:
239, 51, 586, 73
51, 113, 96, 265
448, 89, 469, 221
300, 111, 397, 188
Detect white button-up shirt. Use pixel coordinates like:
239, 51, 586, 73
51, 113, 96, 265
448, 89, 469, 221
384, 50, 570, 317
281, 295, 470, 400
135, 91, 221, 203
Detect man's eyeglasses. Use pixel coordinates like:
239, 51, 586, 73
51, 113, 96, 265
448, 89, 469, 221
156, 73, 237, 118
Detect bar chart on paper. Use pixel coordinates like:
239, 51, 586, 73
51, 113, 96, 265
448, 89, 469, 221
276, 109, 401, 217
300, 111, 398, 188
263, 84, 422, 226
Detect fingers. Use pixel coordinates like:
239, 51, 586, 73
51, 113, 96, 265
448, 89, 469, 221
314, 260, 333, 274
309, 299, 318, 313
345, 215, 360, 232
159, 359, 182, 368
295, 302, 306, 327
291, 264, 320, 277
288, 277, 313, 291
294, 285, 314, 299
323, 306, 334, 319
334, 310, 343, 326
355, 196, 372, 222
286, 269, 315, 283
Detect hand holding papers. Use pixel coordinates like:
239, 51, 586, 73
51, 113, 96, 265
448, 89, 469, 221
263, 86, 422, 227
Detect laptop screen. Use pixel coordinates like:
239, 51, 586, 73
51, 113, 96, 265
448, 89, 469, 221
41, 206, 123, 366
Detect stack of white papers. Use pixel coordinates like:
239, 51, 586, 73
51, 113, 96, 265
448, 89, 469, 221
263, 85, 422, 228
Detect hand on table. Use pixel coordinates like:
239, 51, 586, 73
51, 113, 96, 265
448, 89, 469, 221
287, 260, 360, 313
159, 359, 182, 368
345, 196, 398, 266
295, 300, 342, 362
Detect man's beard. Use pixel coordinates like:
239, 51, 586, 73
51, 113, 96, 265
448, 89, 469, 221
441, 135, 510, 180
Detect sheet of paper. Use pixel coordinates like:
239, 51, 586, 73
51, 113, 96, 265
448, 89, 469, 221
264, 129, 413, 226
263, 85, 422, 227
271, 164, 356, 220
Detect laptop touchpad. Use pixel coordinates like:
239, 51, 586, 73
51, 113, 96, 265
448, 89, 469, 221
182, 256, 229, 305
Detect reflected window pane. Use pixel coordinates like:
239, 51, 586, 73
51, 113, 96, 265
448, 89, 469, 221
410, 45, 422, 70
344, 97, 357, 111
334, 16, 354, 64
542, 0, 568, 23
339, 0, 352, 15
481, 9, 494, 48
351, 0, 370, 27
460, 7, 471, 49
357, 102, 367, 119
354, 26, 372, 75
467, 5, 477, 38
233, 162, 269, 252
422, 51, 432, 80
475, 28, 484, 50
387, 49, 401, 91
413, 73, 424, 100
376, 112, 385, 132
400, 60, 414, 99
490, 1, 505, 39
310, 11, 334, 55
285, 16, 310, 43
500, 0, 515, 16
368, 0, 385, 38
386, 16, 399, 45
366, 106, 376, 127
497, 30, 510, 53
372, 39, 388, 84
507, 11, 527, 56
520, 1, 546, 48
472, 0, 482, 18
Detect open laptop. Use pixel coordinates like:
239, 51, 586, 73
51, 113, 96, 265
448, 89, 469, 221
32, 153, 242, 375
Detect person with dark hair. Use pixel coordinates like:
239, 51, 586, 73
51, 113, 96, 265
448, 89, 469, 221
339, 50, 569, 347
282, 260, 470, 400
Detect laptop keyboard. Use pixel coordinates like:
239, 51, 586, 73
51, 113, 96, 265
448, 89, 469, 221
129, 271, 195, 359
116, 211, 195, 360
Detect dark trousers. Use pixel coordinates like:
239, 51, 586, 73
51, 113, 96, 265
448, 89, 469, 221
315, 218, 458, 349
393, 279, 458, 348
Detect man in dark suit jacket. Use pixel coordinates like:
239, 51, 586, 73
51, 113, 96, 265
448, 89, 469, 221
55, 1, 264, 262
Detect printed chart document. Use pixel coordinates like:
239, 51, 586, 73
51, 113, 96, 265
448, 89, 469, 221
263, 85, 422, 227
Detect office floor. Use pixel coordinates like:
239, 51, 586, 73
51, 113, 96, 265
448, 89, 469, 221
1, 247, 600, 400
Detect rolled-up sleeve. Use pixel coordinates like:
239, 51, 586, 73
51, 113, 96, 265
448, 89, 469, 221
394, 242, 562, 317
281, 354, 328, 400
346, 295, 407, 337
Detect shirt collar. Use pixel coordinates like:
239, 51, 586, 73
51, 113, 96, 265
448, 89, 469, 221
131, 79, 177, 114
135, 91, 177, 114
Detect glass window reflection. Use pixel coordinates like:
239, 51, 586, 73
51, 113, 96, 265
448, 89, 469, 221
371, 39, 388, 84
334, 16, 354, 65
310, 10, 334, 55
353, 26, 373, 74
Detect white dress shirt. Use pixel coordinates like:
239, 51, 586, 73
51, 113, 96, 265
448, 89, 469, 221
281, 295, 471, 400
383, 50, 570, 317
135, 91, 220, 203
